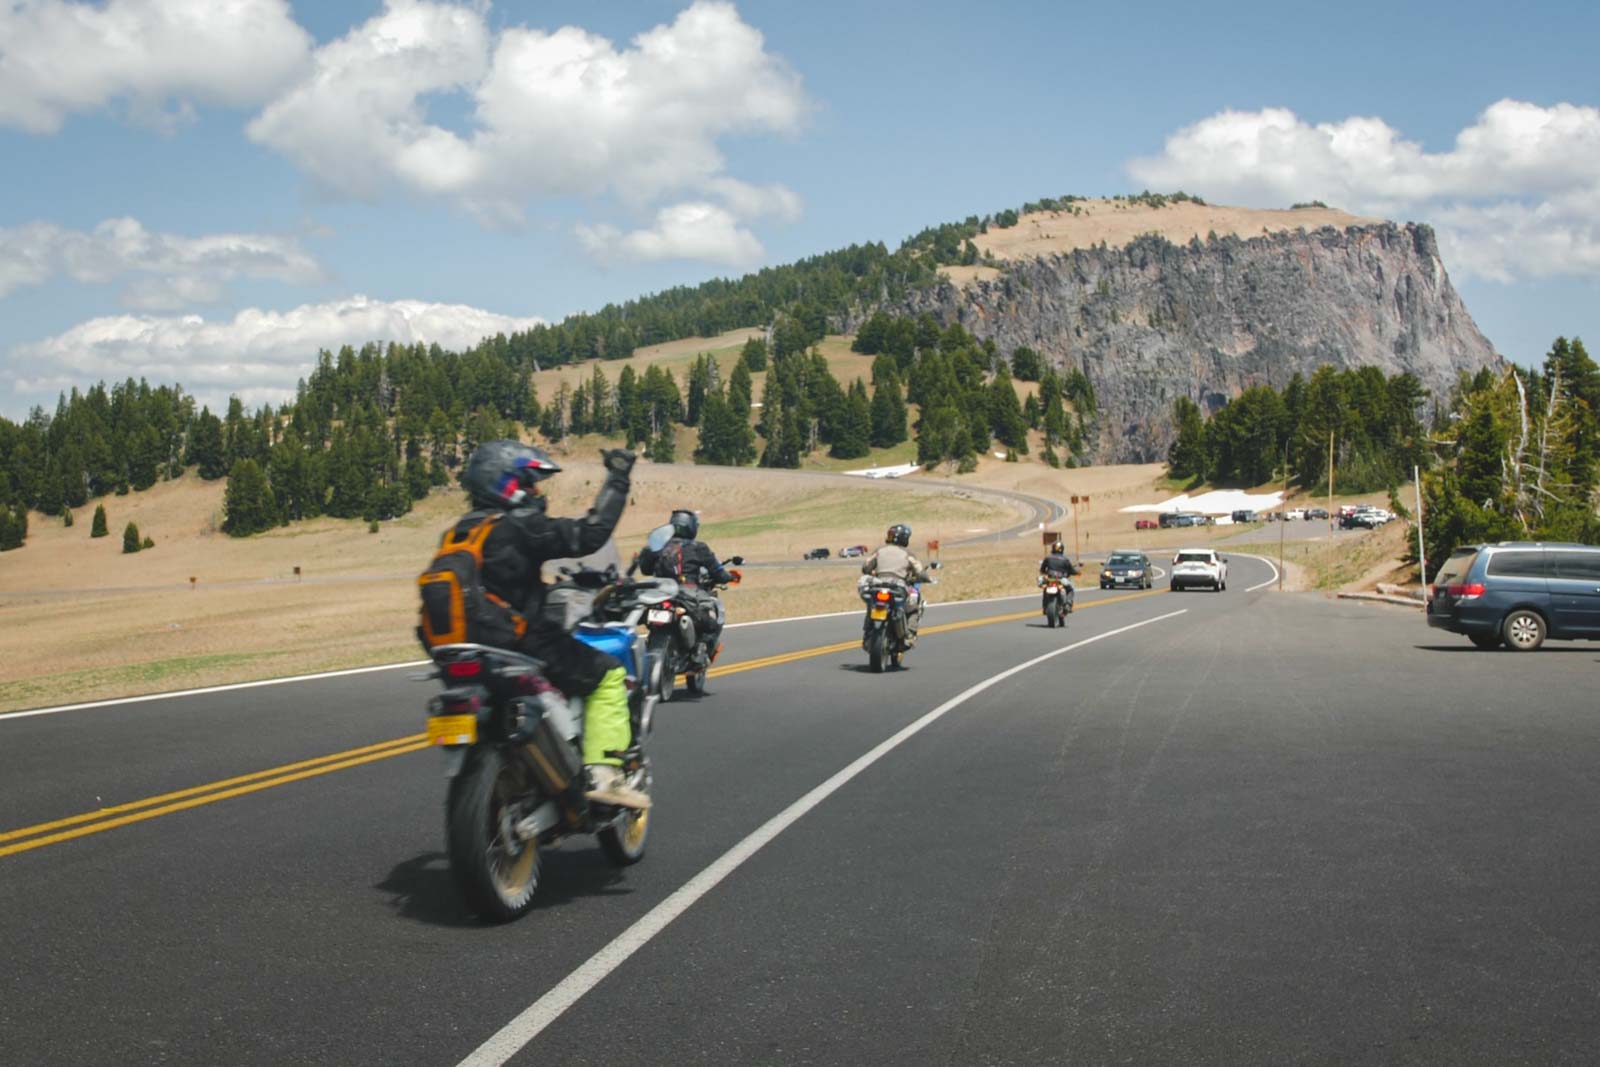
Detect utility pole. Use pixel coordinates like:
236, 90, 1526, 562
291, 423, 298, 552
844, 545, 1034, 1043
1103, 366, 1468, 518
1279, 442, 1287, 591
1414, 464, 1427, 590
1327, 430, 1335, 534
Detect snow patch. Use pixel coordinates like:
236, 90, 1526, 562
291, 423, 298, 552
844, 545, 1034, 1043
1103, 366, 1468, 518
1121, 489, 1284, 515
843, 463, 921, 479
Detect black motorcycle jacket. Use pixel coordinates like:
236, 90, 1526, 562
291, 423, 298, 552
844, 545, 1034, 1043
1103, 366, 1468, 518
1039, 553, 1076, 578
471, 466, 630, 623
646, 537, 731, 588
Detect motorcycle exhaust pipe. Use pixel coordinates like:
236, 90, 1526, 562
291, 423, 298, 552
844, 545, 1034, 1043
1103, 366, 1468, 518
522, 691, 583, 795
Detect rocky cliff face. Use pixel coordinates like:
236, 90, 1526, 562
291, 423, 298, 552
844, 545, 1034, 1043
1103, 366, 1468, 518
897, 223, 1501, 463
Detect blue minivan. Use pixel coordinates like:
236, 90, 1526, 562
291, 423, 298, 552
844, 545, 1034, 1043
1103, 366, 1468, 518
1426, 541, 1600, 650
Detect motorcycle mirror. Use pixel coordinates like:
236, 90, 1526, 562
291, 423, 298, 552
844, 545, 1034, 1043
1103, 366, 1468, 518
929, 561, 943, 570
728, 555, 745, 566
645, 523, 675, 553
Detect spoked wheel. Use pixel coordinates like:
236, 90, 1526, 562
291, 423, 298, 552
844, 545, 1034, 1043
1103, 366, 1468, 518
868, 630, 886, 673
447, 747, 540, 923
598, 761, 652, 866
1503, 610, 1546, 652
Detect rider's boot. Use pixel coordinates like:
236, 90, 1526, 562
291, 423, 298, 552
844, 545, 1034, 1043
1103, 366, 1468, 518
581, 667, 651, 810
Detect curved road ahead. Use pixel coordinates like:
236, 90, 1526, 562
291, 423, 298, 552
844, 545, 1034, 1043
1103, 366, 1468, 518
5, 561, 1600, 1065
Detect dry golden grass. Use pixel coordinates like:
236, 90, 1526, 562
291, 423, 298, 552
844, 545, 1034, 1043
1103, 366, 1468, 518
941, 199, 1385, 287
0, 458, 1043, 711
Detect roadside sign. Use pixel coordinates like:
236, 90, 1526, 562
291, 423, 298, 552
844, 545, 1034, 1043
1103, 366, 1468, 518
1041, 530, 1060, 545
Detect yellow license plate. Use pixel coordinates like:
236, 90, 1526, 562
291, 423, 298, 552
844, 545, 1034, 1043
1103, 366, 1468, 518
428, 714, 477, 746
870, 607, 888, 620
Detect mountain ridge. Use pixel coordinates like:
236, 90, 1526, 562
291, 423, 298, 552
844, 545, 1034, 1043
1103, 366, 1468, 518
890, 216, 1500, 462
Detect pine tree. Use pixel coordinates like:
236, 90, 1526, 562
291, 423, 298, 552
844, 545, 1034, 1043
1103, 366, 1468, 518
186, 408, 228, 479
870, 368, 908, 447
0, 506, 26, 551
739, 335, 768, 372
1168, 397, 1207, 480
830, 380, 872, 459
91, 503, 108, 538
223, 459, 279, 536
122, 521, 141, 554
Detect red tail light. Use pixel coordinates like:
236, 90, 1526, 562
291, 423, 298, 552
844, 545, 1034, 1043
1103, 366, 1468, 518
445, 660, 482, 678
661, 600, 675, 611
1447, 582, 1486, 600
874, 589, 891, 602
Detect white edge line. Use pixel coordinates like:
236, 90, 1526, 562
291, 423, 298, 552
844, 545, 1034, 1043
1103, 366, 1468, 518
456, 607, 1189, 1067
3, 596, 1040, 721
0, 661, 432, 722
1233, 553, 1282, 593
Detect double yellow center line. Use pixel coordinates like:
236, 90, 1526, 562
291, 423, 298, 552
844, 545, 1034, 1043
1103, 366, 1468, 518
2, 588, 1162, 859
0, 735, 429, 859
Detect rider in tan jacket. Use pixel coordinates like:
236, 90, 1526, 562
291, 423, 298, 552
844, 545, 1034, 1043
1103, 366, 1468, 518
860, 523, 933, 641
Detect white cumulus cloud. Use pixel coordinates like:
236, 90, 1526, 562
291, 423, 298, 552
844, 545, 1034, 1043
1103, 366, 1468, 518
247, 0, 808, 254
6, 295, 544, 412
1127, 99, 1600, 282
0, 217, 324, 308
0, 0, 311, 132
576, 202, 765, 266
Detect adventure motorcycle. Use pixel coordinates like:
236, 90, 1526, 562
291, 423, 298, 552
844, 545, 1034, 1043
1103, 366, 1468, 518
1038, 573, 1075, 628
634, 523, 743, 701
419, 555, 663, 923
857, 562, 940, 672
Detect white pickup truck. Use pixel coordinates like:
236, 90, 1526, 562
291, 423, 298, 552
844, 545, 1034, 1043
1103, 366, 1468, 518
1170, 548, 1227, 592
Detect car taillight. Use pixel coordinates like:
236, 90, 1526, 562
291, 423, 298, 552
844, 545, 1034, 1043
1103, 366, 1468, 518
1447, 582, 1486, 600
445, 660, 482, 679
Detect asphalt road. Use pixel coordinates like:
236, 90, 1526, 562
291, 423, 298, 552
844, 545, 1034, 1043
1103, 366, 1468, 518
5, 559, 1600, 1066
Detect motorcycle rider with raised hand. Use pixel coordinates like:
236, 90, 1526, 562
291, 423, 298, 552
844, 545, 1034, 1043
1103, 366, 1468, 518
457, 440, 649, 810
1038, 538, 1078, 611
640, 508, 739, 666
860, 523, 933, 643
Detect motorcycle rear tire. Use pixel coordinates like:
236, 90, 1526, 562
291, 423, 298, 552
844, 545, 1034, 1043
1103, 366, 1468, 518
1045, 602, 1059, 628
869, 630, 886, 673
447, 747, 540, 923
648, 632, 674, 703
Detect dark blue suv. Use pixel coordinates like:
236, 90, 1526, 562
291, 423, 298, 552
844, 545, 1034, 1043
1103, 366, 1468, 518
1426, 542, 1600, 651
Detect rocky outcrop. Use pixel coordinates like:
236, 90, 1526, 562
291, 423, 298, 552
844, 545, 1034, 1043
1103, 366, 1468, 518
897, 223, 1501, 463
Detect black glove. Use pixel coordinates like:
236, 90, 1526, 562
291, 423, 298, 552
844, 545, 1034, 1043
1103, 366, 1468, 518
600, 448, 636, 475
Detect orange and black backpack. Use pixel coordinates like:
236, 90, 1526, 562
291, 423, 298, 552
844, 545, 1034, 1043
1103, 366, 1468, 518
417, 513, 529, 650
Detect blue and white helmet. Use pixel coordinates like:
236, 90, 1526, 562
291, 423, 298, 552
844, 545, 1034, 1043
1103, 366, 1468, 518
463, 440, 562, 509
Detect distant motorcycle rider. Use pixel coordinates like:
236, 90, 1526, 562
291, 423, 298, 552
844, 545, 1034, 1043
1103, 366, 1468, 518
860, 523, 933, 643
1038, 538, 1078, 611
453, 440, 649, 810
640, 508, 738, 667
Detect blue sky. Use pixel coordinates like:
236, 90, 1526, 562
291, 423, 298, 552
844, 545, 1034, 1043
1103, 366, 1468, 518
2, 0, 1596, 417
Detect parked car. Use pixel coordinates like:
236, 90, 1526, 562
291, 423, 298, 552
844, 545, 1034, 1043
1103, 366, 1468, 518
1135, 518, 1158, 530
840, 544, 870, 558
1285, 508, 1306, 521
1306, 507, 1329, 521
1427, 541, 1600, 651
1230, 509, 1260, 524
1158, 511, 1180, 528
1170, 548, 1227, 591
1100, 550, 1153, 590
803, 547, 830, 560
1343, 507, 1392, 529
